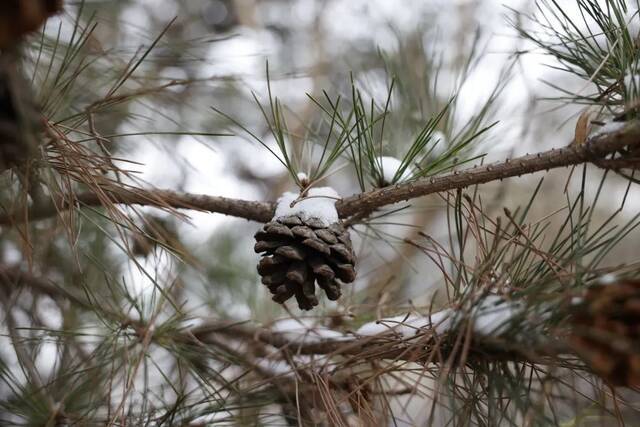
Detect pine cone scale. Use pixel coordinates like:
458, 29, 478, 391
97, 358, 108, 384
254, 240, 287, 253
272, 283, 295, 303
275, 245, 307, 261
315, 229, 338, 244
302, 238, 331, 255
309, 256, 335, 279
291, 225, 316, 240
330, 243, 354, 263
318, 277, 341, 300
278, 216, 303, 226
569, 279, 640, 387
286, 261, 308, 284
265, 223, 295, 238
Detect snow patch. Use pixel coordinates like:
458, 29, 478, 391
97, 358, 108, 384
355, 296, 522, 339
255, 354, 330, 378
377, 156, 412, 185
598, 273, 618, 285
356, 309, 453, 338
255, 358, 296, 377
472, 295, 521, 336
590, 121, 625, 139
296, 172, 309, 185
271, 317, 348, 343
274, 187, 340, 226
271, 298, 522, 343
571, 296, 584, 305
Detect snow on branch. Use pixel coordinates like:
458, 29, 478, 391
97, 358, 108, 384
355, 295, 521, 339
1, 265, 568, 368
356, 310, 453, 338
376, 156, 413, 185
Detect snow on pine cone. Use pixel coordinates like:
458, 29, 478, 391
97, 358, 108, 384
568, 279, 640, 387
254, 214, 356, 310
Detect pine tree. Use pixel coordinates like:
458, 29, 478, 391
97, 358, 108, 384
0, 0, 639, 425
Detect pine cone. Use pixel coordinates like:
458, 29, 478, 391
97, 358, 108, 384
568, 279, 640, 387
254, 215, 356, 310
0, 1, 63, 49
0, 55, 42, 172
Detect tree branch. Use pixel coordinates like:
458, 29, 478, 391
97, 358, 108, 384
0, 265, 581, 371
0, 188, 276, 225
189, 320, 570, 368
0, 264, 92, 309
336, 122, 640, 217
2, 122, 639, 225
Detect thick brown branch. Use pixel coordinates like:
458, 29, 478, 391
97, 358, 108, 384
2, 122, 639, 224
0, 188, 276, 225
336, 122, 640, 217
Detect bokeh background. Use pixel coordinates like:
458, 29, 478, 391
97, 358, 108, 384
2, 0, 640, 424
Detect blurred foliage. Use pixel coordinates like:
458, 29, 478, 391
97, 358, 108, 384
0, 0, 639, 426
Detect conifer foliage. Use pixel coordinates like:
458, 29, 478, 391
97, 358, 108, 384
1, 0, 640, 425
